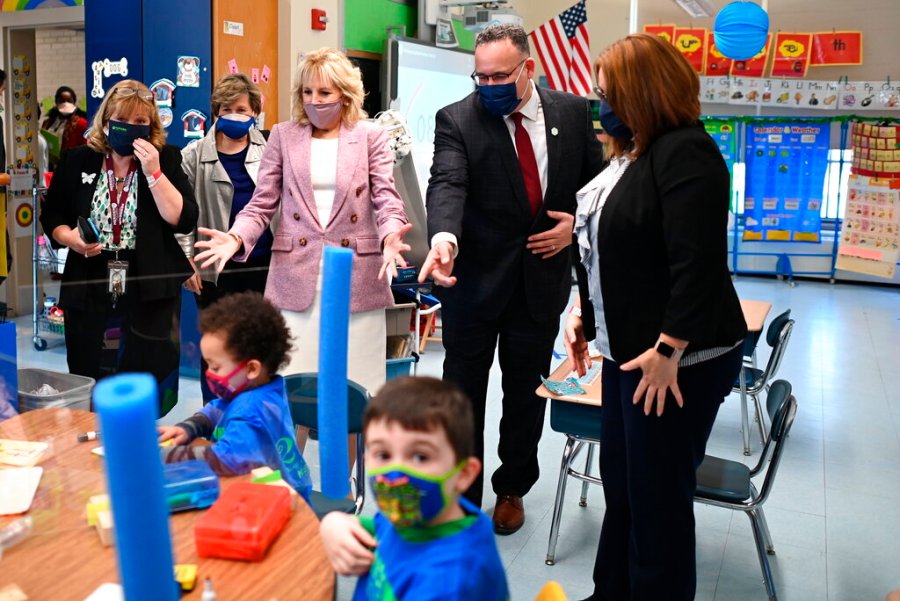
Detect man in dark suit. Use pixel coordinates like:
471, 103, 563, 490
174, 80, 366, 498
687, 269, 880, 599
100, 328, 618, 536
419, 24, 604, 534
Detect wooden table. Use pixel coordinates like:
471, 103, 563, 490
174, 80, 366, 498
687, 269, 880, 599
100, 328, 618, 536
0, 409, 334, 600
740, 299, 773, 333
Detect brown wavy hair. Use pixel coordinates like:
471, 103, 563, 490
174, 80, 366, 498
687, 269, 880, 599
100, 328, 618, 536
86, 79, 167, 153
595, 33, 700, 158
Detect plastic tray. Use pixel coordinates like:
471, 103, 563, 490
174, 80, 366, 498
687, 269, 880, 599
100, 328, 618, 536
17, 368, 95, 412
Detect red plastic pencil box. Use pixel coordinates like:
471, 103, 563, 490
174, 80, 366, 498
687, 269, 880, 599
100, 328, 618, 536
194, 481, 291, 561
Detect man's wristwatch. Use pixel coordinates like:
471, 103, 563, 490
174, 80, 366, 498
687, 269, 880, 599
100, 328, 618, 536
655, 340, 684, 362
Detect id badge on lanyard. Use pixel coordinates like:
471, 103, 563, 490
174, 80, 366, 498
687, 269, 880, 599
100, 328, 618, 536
104, 155, 137, 305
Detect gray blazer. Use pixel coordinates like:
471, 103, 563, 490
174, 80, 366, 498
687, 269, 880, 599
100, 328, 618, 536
177, 124, 270, 283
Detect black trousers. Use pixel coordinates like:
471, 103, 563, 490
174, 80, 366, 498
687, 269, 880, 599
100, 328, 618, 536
591, 345, 743, 601
195, 254, 270, 402
64, 294, 180, 416
441, 278, 560, 508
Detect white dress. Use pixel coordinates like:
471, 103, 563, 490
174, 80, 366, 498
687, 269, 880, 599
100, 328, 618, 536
281, 137, 387, 394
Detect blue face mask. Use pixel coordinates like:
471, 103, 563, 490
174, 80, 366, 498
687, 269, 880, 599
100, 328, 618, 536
598, 100, 632, 141
477, 62, 527, 118
368, 462, 465, 528
216, 114, 256, 140
106, 120, 150, 156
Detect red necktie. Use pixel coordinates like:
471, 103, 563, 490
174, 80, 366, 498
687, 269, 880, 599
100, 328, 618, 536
511, 112, 543, 218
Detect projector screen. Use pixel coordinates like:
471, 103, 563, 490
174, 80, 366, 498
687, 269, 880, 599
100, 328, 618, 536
384, 37, 475, 202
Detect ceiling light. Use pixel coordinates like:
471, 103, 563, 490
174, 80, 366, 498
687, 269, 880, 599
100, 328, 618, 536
673, 0, 716, 18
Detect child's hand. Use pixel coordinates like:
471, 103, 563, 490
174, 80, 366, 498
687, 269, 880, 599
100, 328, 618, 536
157, 426, 190, 446
320, 512, 376, 576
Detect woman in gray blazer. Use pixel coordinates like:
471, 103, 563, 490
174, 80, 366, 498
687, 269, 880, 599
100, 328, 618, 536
179, 74, 270, 402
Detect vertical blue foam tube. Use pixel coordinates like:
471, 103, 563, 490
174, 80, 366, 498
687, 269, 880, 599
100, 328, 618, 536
94, 374, 177, 601
318, 246, 353, 499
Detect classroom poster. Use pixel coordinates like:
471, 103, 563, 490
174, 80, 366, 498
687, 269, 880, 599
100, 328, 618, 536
771, 32, 813, 78
673, 27, 706, 73
838, 80, 900, 112
703, 118, 738, 211
704, 31, 732, 77
743, 121, 830, 242
836, 175, 900, 278
643, 24, 676, 44
730, 35, 771, 78
811, 31, 863, 66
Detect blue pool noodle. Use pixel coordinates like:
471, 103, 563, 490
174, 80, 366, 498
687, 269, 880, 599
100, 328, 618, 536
94, 374, 177, 601
319, 246, 353, 499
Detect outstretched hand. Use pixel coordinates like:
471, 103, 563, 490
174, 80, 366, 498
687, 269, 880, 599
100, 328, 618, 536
193, 227, 240, 273
379, 223, 413, 281
418, 241, 457, 287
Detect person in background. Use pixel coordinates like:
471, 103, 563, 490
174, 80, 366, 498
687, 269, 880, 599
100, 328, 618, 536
39, 79, 198, 416
418, 24, 604, 532
41, 85, 88, 167
564, 34, 747, 600
179, 73, 270, 403
193, 47, 411, 400
158, 292, 313, 501
320, 376, 509, 601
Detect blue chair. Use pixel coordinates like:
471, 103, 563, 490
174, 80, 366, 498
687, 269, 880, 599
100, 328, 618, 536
545, 397, 602, 565
284, 373, 370, 518
696, 379, 797, 601
734, 309, 794, 455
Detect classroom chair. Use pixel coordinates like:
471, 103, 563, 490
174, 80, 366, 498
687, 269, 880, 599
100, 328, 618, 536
535, 581, 568, 601
696, 379, 797, 601
284, 373, 370, 518
545, 397, 602, 565
733, 309, 794, 455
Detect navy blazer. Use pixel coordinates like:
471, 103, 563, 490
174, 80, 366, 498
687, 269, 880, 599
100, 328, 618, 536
581, 123, 747, 364
40, 144, 198, 309
427, 86, 604, 323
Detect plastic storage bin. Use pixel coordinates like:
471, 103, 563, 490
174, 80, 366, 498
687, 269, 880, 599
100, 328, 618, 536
17, 368, 95, 412
386, 357, 415, 380
194, 482, 291, 561
162, 460, 220, 513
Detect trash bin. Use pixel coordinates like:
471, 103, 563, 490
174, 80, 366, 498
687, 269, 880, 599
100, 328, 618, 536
17, 368, 95, 412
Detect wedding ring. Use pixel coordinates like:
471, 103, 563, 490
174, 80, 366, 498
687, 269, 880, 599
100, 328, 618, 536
551, 244, 556, 251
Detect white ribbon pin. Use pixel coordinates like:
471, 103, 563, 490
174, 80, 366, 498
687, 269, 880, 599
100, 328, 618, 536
82, 172, 96, 184
551, 127, 559, 136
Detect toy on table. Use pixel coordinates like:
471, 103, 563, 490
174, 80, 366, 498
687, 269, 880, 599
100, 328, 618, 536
162, 460, 220, 513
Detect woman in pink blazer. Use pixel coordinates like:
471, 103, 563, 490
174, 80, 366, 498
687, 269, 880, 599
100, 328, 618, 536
195, 47, 411, 395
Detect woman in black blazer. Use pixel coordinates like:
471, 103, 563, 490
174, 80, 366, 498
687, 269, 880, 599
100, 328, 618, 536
40, 79, 198, 415
565, 35, 747, 600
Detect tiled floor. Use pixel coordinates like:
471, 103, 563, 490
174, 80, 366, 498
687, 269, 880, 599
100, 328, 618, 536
12, 276, 900, 600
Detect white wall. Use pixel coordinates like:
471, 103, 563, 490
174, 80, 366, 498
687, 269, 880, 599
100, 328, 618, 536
278, 0, 343, 126
34, 27, 85, 109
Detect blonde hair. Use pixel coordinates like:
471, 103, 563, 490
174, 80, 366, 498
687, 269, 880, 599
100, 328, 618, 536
291, 47, 366, 127
211, 73, 262, 117
87, 79, 167, 152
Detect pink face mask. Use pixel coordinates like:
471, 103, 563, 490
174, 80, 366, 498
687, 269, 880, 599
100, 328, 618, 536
304, 100, 343, 130
205, 362, 250, 402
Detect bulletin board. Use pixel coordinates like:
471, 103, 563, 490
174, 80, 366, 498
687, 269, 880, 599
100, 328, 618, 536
213, 0, 279, 128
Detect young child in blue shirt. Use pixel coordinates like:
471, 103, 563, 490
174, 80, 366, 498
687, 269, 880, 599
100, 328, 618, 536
157, 291, 312, 500
320, 376, 509, 601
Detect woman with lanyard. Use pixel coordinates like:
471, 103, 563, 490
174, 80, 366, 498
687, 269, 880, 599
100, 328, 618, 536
40, 79, 198, 415
179, 74, 271, 403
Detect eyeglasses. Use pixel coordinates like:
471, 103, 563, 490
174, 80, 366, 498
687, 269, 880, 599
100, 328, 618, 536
471, 59, 527, 86
113, 87, 153, 101
593, 86, 608, 101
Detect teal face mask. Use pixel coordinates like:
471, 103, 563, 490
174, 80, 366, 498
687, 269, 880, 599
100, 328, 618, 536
368, 461, 465, 528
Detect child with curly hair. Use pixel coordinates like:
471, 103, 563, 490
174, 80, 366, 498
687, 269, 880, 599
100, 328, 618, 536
158, 291, 312, 500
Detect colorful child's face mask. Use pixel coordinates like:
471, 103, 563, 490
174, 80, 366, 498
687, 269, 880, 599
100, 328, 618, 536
204, 362, 249, 402
368, 461, 465, 528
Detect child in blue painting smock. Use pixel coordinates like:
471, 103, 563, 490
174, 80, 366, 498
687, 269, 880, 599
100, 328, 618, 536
320, 376, 509, 600
157, 291, 312, 500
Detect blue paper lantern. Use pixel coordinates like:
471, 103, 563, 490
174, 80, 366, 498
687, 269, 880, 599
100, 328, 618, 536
714, 1, 770, 61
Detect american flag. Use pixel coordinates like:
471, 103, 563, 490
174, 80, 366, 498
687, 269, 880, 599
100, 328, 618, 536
530, 1, 592, 97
